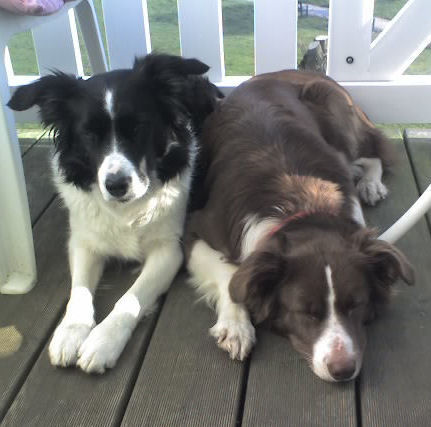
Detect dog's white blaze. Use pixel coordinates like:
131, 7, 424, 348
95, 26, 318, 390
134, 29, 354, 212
312, 265, 355, 381
104, 89, 114, 118
241, 215, 280, 261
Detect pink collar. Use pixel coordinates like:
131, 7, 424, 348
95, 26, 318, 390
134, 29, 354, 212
266, 211, 313, 239
266, 209, 338, 239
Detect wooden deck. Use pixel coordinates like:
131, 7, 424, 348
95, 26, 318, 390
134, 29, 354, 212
1, 131, 431, 426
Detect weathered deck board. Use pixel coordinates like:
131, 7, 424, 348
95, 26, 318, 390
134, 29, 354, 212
19, 138, 38, 156
241, 330, 356, 427
22, 144, 56, 224
20, 137, 50, 156
0, 140, 64, 420
404, 129, 431, 226
360, 138, 431, 426
1, 265, 161, 427
0, 199, 69, 420
121, 276, 246, 427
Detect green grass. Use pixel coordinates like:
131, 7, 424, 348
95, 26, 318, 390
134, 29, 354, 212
148, 0, 180, 55
374, 0, 407, 20
297, 16, 327, 63
223, 0, 254, 75
376, 123, 431, 138
303, 0, 408, 20
6, 0, 429, 136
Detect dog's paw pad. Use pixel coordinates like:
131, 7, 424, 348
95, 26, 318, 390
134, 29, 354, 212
49, 323, 93, 367
210, 319, 256, 361
357, 178, 388, 206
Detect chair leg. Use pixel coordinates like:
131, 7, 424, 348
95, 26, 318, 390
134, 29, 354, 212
0, 45, 37, 294
75, 0, 107, 74
379, 184, 431, 244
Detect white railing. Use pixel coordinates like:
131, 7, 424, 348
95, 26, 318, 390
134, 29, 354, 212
5, 0, 431, 123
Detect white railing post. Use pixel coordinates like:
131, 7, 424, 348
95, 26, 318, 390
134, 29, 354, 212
102, 0, 151, 69
254, 0, 297, 74
177, 0, 225, 82
327, 0, 374, 81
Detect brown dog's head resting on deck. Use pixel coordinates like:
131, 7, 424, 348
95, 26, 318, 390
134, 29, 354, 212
229, 215, 413, 382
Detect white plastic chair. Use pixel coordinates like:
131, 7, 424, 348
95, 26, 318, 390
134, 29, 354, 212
0, 0, 106, 294
379, 186, 431, 243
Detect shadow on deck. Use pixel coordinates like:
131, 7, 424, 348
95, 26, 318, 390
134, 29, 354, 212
1, 130, 431, 426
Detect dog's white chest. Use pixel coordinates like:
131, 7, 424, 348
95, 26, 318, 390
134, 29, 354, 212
57, 178, 187, 261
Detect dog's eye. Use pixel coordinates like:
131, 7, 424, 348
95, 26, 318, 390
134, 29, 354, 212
131, 121, 143, 134
115, 115, 146, 139
304, 311, 321, 322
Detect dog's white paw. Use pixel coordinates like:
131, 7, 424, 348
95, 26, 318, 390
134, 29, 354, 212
357, 178, 388, 206
210, 317, 256, 361
77, 317, 132, 374
49, 322, 93, 367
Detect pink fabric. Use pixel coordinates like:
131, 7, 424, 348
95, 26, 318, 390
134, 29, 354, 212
0, 0, 66, 15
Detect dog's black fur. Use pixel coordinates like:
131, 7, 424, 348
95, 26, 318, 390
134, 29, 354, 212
9, 54, 221, 191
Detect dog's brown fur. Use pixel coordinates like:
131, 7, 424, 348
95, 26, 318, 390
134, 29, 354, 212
187, 70, 394, 260
185, 70, 413, 381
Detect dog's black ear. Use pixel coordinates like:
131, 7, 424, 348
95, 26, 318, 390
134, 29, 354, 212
133, 53, 209, 79
230, 250, 285, 324
7, 73, 81, 127
132, 54, 213, 118
353, 228, 415, 288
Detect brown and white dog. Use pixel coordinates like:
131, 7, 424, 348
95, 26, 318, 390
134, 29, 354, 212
185, 70, 414, 382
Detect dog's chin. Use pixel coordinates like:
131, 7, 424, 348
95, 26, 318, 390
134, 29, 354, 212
98, 187, 149, 205
309, 360, 361, 383
105, 194, 145, 204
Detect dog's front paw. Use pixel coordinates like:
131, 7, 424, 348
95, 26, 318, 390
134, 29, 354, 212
49, 322, 93, 367
357, 178, 388, 206
210, 317, 256, 361
77, 316, 133, 374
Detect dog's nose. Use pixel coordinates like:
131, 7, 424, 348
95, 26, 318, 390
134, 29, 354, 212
327, 358, 356, 381
105, 172, 131, 198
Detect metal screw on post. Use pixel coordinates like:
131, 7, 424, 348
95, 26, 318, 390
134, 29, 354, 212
346, 56, 354, 64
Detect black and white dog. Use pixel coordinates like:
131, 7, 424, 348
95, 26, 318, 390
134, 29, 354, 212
8, 54, 220, 373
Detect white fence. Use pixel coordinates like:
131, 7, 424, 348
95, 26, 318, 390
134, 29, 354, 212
5, 0, 431, 123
